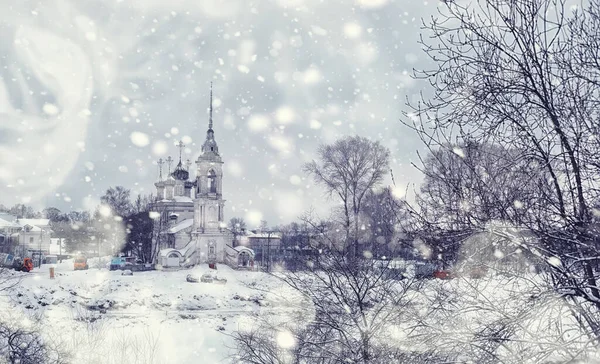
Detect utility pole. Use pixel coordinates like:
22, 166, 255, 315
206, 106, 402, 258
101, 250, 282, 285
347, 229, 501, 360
261, 236, 265, 271
266, 231, 272, 273
38, 228, 42, 268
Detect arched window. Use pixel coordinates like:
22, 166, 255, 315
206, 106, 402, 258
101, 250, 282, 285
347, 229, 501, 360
207, 170, 217, 193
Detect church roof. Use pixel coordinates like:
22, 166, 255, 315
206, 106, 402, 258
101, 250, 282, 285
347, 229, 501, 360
171, 161, 189, 181
159, 248, 181, 258
167, 219, 194, 234
170, 196, 193, 203
233, 246, 255, 255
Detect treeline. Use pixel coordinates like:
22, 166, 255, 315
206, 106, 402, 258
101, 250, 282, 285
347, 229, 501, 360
0, 188, 156, 260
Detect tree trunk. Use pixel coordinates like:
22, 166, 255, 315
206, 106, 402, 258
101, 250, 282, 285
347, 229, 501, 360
354, 211, 360, 258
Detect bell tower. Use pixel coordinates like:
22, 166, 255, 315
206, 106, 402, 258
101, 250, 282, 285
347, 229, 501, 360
192, 82, 228, 264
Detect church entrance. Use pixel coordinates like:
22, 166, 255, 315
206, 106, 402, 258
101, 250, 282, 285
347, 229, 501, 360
238, 251, 251, 267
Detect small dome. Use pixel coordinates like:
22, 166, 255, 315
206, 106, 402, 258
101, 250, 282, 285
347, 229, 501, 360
171, 161, 189, 181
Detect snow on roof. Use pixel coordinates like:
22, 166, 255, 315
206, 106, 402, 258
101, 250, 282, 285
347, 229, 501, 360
21, 224, 42, 232
173, 196, 193, 203
0, 218, 20, 228
233, 246, 255, 255
159, 248, 181, 257
167, 219, 194, 234
0, 213, 17, 222
17, 219, 50, 227
247, 232, 282, 239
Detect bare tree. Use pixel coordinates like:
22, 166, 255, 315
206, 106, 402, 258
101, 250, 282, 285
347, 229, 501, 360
148, 205, 171, 264
228, 217, 247, 247
361, 187, 407, 258
304, 136, 390, 257
232, 248, 420, 364
100, 186, 133, 218
0, 263, 66, 363
405, 0, 600, 335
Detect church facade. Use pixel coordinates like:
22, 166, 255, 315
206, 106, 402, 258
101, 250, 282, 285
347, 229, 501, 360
150, 85, 239, 267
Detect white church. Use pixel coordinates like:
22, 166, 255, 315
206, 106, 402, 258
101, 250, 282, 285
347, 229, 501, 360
150, 84, 254, 269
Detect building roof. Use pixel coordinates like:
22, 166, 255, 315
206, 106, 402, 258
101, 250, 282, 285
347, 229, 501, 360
17, 219, 50, 227
173, 196, 193, 203
21, 224, 42, 232
0, 218, 20, 229
167, 219, 194, 234
233, 246, 255, 256
247, 232, 282, 239
0, 213, 17, 222
159, 248, 181, 258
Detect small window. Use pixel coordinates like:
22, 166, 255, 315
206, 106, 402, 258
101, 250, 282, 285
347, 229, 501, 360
211, 147, 214, 151
209, 246, 215, 254
29, 237, 34, 243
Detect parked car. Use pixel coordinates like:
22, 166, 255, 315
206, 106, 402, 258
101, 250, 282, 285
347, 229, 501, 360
13, 257, 33, 272
414, 262, 438, 279
201, 273, 213, 283
74, 256, 88, 270
45, 255, 58, 264
0, 253, 15, 269
109, 257, 129, 271
433, 270, 453, 280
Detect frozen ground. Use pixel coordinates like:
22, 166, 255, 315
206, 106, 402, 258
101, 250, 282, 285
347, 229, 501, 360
2, 260, 597, 363
0, 259, 301, 363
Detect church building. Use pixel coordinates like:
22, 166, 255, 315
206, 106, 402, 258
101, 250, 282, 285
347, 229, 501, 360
150, 85, 253, 268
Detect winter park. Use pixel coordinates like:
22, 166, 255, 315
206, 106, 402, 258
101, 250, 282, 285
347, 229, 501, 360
3, 0, 600, 363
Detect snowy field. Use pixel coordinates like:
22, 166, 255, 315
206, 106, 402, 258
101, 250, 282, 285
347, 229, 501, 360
1, 260, 598, 363
0, 259, 301, 364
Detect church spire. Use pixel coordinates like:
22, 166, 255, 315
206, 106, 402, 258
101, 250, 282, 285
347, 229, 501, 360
208, 81, 213, 131
201, 82, 220, 156
157, 158, 164, 181
177, 140, 185, 164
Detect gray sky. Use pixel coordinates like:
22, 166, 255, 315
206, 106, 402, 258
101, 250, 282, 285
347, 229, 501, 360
0, 0, 437, 227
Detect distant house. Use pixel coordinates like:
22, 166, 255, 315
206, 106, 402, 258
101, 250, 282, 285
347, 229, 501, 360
49, 238, 67, 256
14, 218, 52, 262
0, 215, 53, 262
237, 231, 282, 269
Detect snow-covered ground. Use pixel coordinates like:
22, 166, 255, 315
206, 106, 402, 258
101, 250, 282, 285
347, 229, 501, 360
2, 259, 598, 363
0, 259, 301, 364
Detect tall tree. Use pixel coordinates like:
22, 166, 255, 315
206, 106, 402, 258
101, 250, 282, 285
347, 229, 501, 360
304, 136, 390, 256
361, 187, 406, 258
42, 207, 63, 222
100, 186, 132, 218
259, 220, 268, 232
228, 217, 247, 247
132, 193, 154, 214
125, 212, 153, 263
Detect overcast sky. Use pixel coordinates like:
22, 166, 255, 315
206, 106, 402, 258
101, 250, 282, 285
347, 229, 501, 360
0, 0, 438, 227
